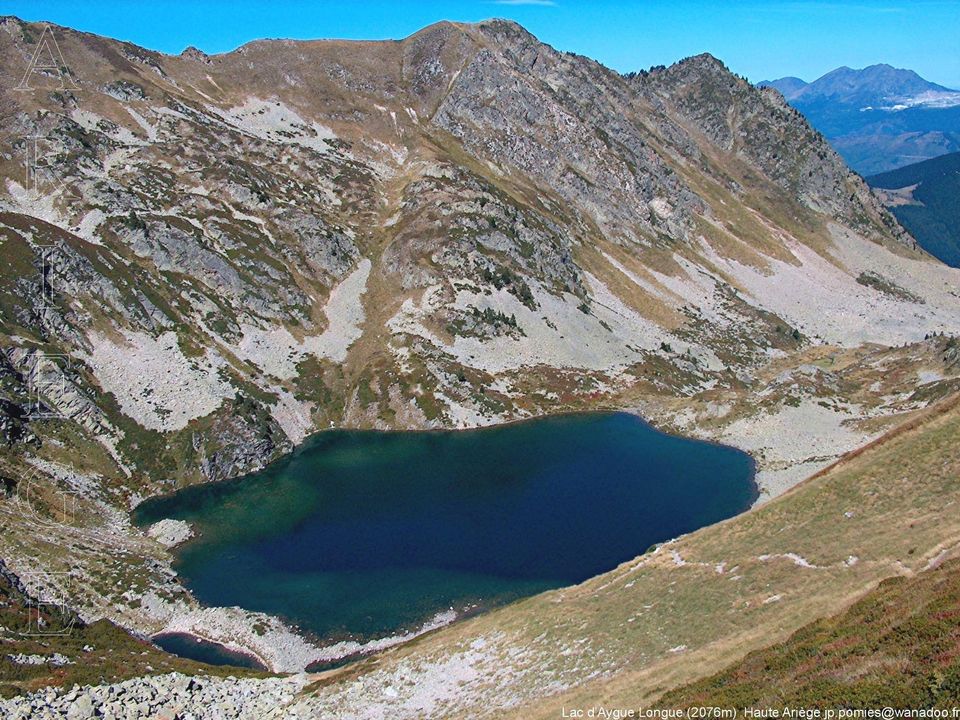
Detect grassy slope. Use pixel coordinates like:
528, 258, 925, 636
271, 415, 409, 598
867, 151, 960, 268
493, 393, 960, 717
659, 557, 960, 708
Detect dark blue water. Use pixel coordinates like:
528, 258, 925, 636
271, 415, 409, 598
152, 633, 266, 670
134, 412, 755, 651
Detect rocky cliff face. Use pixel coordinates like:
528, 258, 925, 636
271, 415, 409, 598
635, 54, 906, 237
0, 13, 960, 689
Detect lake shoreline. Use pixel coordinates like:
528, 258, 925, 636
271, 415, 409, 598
135, 407, 760, 506
152, 631, 270, 671
153, 604, 463, 673
133, 410, 758, 673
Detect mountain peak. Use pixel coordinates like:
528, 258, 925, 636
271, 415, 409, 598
794, 63, 954, 101
677, 52, 728, 71
406, 17, 531, 44
757, 76, 809, 100
180, 45, 209, 62
471, 17, 541, 46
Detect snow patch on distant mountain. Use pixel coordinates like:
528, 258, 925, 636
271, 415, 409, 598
866, 90, 960, 112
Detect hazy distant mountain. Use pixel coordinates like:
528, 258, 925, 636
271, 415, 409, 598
868, 150, 960, 268
760, 64, 960, 174
761, 76, 808, 98
766, 64, 960, 108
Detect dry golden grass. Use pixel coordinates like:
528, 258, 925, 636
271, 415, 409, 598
493, 393, 960, 717
576, 242, 688, 329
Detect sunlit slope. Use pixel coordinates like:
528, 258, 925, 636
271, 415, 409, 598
659, 557, 960, 708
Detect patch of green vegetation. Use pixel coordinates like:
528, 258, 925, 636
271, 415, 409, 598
0, 223, 45, 339
356, 376, 377, 408
478, 264, 537, 310
910, 377, 960, 404
447, 307, 525, 339
474, 306, 521, 331
95, 387, 187, 483
414, 391, 444, 421
292, 357, 342, 415
120, 211, 146, 232
857, 271, 924, 304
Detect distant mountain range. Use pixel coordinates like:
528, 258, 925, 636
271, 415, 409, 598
761, 65, 960, 174
868, 150, 960, 268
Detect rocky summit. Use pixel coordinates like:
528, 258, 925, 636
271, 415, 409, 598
1, 14, 960, 718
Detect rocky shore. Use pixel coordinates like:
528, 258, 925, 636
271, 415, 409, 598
156, 605, 459, 673
146, 520, 196, 549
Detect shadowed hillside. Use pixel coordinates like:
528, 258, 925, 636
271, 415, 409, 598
869, 151, 960, 267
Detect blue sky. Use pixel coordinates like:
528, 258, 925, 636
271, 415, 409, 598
4, 0, 959, 87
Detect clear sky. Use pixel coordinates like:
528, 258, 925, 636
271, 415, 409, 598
4, 0, 959, 88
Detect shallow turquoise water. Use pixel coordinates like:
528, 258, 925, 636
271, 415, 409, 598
135, 412, 756, 654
